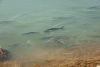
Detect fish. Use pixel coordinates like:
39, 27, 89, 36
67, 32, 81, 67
88, 5, 100, 9
42, 35, 69, 45
52, 16, 73, 22
0, 20, 14, 24
44, 26, 64, 33
6, 43, 22, 51
41, 36, 53, 40
22, 32, 39, 35
89, 35, 100, 38
9, 44, 21, 48
41, 36, 54, 41
0, 11, 33, 24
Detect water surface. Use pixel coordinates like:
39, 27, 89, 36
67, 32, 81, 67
0, 0, 100, 61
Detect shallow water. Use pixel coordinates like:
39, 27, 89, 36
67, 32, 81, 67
0, 0, 100, 61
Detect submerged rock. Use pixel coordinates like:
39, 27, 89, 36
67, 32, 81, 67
0, 48, 11, 61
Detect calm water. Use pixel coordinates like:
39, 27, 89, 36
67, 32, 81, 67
0, 0, 100, 60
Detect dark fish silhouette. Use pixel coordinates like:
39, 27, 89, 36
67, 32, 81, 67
41, 36, 54, 40
88, 5, 100, 9
42, 36, 68, 45
0, 11, 34, 25
0, 21, 14, 24
89, 35, 100, 38
22, 32, 39, 35
44, 26, 64, 33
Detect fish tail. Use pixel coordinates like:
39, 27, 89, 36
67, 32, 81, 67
60, 26, 64, 29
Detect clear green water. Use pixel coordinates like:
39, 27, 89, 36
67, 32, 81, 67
0, 0, 100, 60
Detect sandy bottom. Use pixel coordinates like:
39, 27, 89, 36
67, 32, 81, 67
0, 43, 100, 67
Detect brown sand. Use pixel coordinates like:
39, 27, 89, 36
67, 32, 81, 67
0, 43, 100, 67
